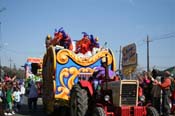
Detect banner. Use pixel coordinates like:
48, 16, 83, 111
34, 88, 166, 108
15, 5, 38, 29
122, 43, 137, 76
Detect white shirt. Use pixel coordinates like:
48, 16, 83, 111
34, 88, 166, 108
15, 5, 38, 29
20, 85, 26, 95
13, 91, 21, 102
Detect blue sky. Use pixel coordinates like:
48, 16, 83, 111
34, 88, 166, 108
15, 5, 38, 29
0, 0, 174, 70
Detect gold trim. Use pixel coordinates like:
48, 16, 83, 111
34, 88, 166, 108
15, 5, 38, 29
56, 49, 113, 66
54, 67, 95, 100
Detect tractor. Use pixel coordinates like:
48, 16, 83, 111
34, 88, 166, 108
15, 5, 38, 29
70, 56, 159, 116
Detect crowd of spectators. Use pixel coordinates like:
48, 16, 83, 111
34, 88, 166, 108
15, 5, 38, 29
137, 70, 175, 116
0, 74, 26, 116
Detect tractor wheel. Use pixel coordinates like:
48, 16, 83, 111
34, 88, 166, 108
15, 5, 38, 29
146, 106, 159, 116
70, 84, 88, 116
92, 107, 106, 116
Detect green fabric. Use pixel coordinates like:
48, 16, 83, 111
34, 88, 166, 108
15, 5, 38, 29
6, 89, 12, 103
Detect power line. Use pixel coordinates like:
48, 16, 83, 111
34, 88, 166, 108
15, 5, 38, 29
136, 32, 175, 48
152, 35, 175, 41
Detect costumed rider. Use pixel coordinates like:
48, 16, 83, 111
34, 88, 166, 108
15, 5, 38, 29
89, 34, 100, 55
51, 27, 73, 50
75, 32, 100, 57
75, 32, 91, 55
92, 58, 116, 90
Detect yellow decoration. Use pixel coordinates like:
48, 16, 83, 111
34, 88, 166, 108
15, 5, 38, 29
122, 65, 136, 76
56, 49, 113, 66
55, 67, 95, 100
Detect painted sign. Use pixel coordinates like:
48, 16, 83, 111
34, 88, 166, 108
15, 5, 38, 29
122, 43, 137, 67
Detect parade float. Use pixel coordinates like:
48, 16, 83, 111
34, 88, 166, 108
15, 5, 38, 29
42, 27, 159, 116
24, 57, 43, 96
42, 27, 116, 114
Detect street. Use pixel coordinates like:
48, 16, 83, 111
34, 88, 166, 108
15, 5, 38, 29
14, 96, 70, 116
15, 97, 47, 116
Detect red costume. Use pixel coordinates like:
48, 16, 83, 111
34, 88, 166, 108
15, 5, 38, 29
75, 34, 91, 54
51, 28, 73, 50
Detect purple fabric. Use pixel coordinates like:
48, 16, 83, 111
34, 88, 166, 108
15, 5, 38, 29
94, 67, 115, 79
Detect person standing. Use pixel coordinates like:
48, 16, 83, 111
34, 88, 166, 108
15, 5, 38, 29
151, 76, 161, 114
28, 80, 38, 112
0, 82, 4, 116
168, 74, 175, 115
142, 71, 151, 103
19, 82, 25, 105
12, 86, 21, 113
4, 82, 15, 115
155, 71, 171, 116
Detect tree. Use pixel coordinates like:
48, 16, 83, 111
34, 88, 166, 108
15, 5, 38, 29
1, 66, 25, 79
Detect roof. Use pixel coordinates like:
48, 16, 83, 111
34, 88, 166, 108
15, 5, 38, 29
27, 57, 43, 64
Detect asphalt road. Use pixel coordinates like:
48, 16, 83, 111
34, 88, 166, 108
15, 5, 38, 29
14, 96, 70, 116
15, 97, 47, 116
13, 96, 174, 116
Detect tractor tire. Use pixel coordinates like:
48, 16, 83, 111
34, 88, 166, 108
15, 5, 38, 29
146, 106, 159, 116
70, 84, 88, 116
92, 107, 106, 116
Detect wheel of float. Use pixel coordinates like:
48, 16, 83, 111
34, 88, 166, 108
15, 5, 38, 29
92, 107, 106, 116
146, 106, 159, 116
42, 46, 56, 115
47, 45, 56, 76
70, 84, 88, 116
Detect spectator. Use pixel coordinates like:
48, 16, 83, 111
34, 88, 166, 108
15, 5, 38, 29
155, 71, 171, 116
136, 73, 145, 106
142, 71, 152, 103
0, 82, 3, 100
19, 82, 25, 105
12, 86, 21, 113
151, 75, 161, 114
2, 81, 7, 114
170, 76, 175, 114
0, 82, 4, 116
28, 80, 38, 112
4, 82, 15, 115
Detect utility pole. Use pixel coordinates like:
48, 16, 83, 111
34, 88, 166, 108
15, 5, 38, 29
0, 7, 6, 71
9, 58, 12, 69
118, 46, 122, 75
116, 46, 122, 76
146, 35, 151, 73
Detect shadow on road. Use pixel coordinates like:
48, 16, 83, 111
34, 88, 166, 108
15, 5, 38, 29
16, 104, 46, 116
17, 104, 70, 116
